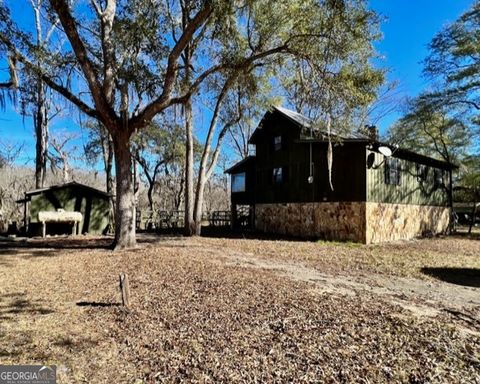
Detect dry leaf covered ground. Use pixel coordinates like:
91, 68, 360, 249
0, 233, 479, 383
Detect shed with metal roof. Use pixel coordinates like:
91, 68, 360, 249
17, 181, 111, 236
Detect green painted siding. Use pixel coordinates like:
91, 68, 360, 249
29, 186, 110, 235
366, 149, 449, 206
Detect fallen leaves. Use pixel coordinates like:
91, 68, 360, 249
0, 234, 478, 383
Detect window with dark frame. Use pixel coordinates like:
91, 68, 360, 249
231, 172, 246, 192
273, 135, 282, 151
434, 168, 444, 188
416, 163, 428, 182
273, 167, 283, 184
384, 157, 401, 185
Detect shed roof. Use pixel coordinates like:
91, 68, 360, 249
17, 181, 110, 203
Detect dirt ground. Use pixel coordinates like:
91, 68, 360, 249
0, 233, 479, 383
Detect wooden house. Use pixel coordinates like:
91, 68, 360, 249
17, 181, 111, 236
226, 106, 456, 243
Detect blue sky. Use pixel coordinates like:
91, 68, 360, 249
0, 1, 475, 166
369, 0, 473, 134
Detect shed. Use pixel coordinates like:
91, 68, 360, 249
17, 181, 111, 236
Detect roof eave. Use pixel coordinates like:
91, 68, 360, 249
224, 156, 256, 174
24, 181, 110, 198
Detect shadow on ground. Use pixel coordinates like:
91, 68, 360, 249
199, 226, 319, 242
0, 292, 55, 359
0, 236, 113, 250
76, 301, 119, 308
0, 292, 101, 360
421, 267, 480, 288
451, 227, 480, 241
0, 292, 55, 321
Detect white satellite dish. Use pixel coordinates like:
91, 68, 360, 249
378, 146, 392, 157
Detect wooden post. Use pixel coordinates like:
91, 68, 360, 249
119, 273, 130, 308
231, 204, 237, 229
42, 221, 46, 238
468, 187, 478, 235
23, 198, 28, 235
448, 169, 454, 233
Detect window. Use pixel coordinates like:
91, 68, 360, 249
416, 164, 428, 181
231, 172, 246, 192
273, 167, 283, 184
434, 168, 444, 188
384, 157, 401, 185
274, 135, 282, 151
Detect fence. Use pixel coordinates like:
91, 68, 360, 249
137, 209, 232, 231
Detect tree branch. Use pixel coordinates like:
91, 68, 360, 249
50, 0, 117, 125
129, 2, 213, 130
0, 33, 99, 118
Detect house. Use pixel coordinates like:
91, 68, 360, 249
226, 106, 456, 243
17, 181, 111, 236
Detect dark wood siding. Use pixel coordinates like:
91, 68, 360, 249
230, 160, 256, 205
253, 113, 367, 204
230, 109, 452, 208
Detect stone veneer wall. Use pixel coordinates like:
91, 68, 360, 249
255, 202, 366, 243
255, 202, 451, 244
365, 202, 450, 244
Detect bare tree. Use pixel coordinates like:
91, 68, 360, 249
49, 132, 78, 183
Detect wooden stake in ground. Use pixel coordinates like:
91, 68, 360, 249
119, 273, 130, 308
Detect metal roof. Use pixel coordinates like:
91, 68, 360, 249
20, 181, 110, 201
273, 106, 313, 128
249, 105, 370, 143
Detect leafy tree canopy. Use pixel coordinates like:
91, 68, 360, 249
389, 96, 471, 164
423, 1, 480, 130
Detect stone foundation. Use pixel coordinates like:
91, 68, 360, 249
255, 202, 366, 243
365, 202, 450, 244
254, 202, 451, 244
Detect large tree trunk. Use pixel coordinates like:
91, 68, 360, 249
184, 98, 195, 236
104, 132, 115, 229
99, 127, 115, 230
104, 132, 114, 195
113, 131, 136, 249
31, 1, 51, 189
193, 168, 207, 235
34, 81, 48, 189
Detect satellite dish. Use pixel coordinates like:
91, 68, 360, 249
378, 146, 392, 157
